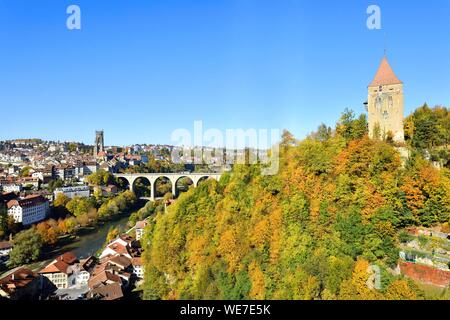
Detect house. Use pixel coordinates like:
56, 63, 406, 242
135, 220, 148, 241
108, 255, 132, 270
29, 189, 53, 202
54, 185, 90, 199
99, 235, 135, 259
0, 268, 42, 300
73, 256, 96, 286
31, 171, 45, 182
7, 195, 49, 225
39, 252, 78, 289
0, 241, 13, 257
55, 166, 76, 181
88, 269, 122, 290
87, 253, 134, 299
131, 257, 144, 279
19, 177, 40, 189
2, 184, 22, 193
88, 282, 123, 300
93, 184, 118, 197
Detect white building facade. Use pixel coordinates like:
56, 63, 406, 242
7, 195, 49, 225
54, 185, 91, 199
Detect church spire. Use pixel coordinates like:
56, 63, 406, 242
368, 57, 402, 87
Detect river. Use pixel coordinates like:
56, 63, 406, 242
54, 214, 132, 259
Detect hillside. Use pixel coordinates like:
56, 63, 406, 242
141, 107, 450, 300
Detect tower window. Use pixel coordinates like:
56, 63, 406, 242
388, 96, 393, 109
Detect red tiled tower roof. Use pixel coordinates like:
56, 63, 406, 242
369, 57, 402, 87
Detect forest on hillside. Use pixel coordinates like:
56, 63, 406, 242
141, 105, 449, 300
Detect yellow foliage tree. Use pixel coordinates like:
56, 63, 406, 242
339, 259, 382, 300
385, 280, 418, 300
248, 261, 265, 300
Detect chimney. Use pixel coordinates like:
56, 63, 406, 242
11, 273, 15, 280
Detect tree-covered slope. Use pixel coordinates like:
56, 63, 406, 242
142, 108, 450, 300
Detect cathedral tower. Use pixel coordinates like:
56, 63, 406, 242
94, 130, 104, 156
367, 57, 404, 142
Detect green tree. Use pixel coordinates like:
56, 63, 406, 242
0, 202, 8, 239
54, 193, 70, 207
66, 197, 93, 217
8, 228, 43, 267
20, 166, 32, 177
86, 170, 116, 186
48, 179, 63, 192
336, 108, 368, 141
315, 123, 332, 142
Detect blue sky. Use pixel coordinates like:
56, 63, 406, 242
0, 0, 449, 146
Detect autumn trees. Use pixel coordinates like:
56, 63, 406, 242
404, 104, 450, 168
85, 169, 116, 186
138, 106, 448, 300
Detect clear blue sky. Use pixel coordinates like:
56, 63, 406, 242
0, 0, 449, 146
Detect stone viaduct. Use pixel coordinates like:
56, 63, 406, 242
113, 172, 222, 201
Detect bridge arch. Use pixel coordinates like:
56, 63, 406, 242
132, 176, 152, 198
194, 175, 213, 187
116, 176, 131, 191
153, 176, 174, 199
174, 176, 194, 197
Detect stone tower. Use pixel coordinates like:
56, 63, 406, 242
94, 130, 104, 156
367, 57, 404, 142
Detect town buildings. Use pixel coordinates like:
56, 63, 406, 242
38, 252, 97, 290
34, 231, 145, 300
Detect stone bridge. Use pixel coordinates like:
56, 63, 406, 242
113, 172, 222, 200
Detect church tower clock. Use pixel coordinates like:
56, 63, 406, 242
367, 57, 405, 142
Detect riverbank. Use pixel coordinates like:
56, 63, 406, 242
43, 211, 134, 260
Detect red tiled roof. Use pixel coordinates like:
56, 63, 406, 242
369, 57, 402, 87
135, 220, 148, 229
109, 255, 132, 269
57, 251, 77, 265
39, 252, 78, 275
0, 268, 38, 295
0, 241, 12, 250
108, 243, 129, 256
119, 234, 134, 244
91, 283, 123, 300
88, 271, 122, 289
